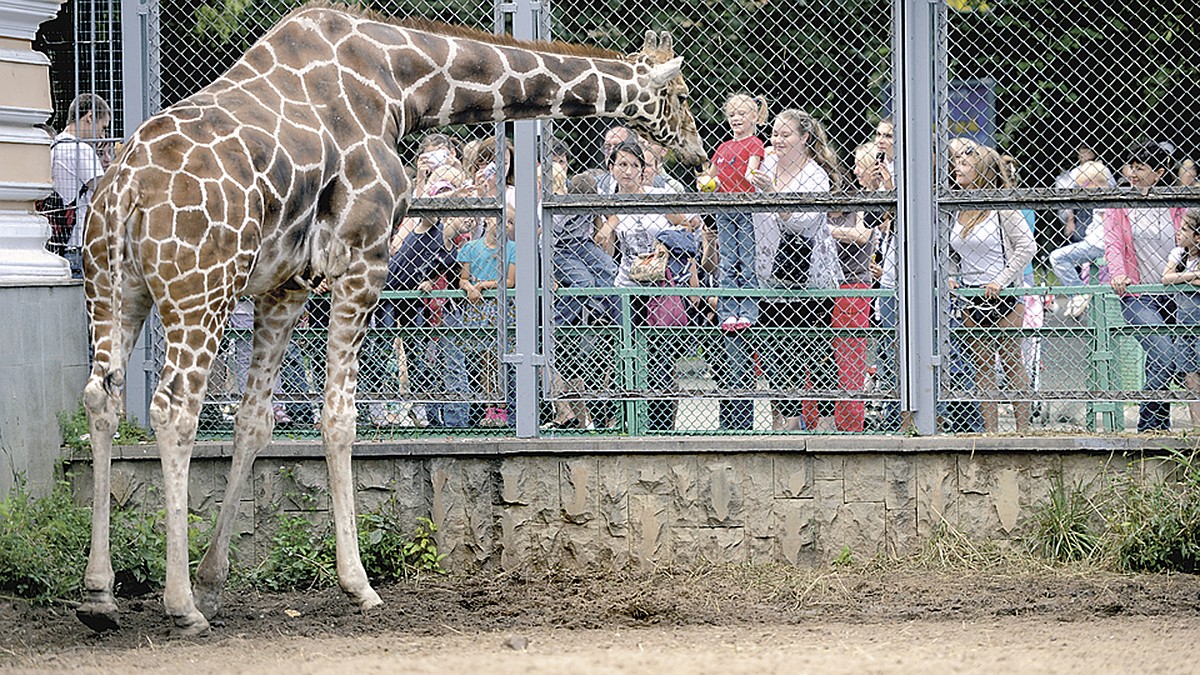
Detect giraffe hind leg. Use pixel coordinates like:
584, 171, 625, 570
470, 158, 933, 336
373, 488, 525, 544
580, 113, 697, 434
77, 285, 153, 632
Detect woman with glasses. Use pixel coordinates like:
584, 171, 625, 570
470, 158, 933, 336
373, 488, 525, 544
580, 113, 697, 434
596, 140, 699, 431
947, 142, 1036, 433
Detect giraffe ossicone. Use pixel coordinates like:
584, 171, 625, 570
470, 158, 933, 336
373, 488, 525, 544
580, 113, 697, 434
76, 2, 704, 637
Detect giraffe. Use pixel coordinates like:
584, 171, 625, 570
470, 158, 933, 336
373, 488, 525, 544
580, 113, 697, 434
76, 1, 704, 636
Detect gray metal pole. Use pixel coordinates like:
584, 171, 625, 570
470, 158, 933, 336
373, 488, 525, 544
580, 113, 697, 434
511, 0, 542, 437
895, 0, 938, 434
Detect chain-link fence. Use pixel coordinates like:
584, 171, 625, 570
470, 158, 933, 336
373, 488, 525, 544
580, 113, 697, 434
44, 0, 1200, 438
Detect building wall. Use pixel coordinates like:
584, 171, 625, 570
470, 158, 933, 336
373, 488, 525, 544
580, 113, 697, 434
0, 282, 87, 495
63, 437, 1176, 569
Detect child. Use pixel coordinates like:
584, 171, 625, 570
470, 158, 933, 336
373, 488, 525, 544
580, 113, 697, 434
700, 93, 768, 332
456, 198, 517, 427
1162, 209, 1200, 427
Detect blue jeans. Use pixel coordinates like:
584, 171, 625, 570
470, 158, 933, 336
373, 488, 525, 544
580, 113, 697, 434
716, 212, 758, 323
1050, 240, 1103, 288
64, 248, 83, 279
553, 239, 618, 325
718, 332, 754, 430
1121, 295, 1175, 431
874, 295, 902, 431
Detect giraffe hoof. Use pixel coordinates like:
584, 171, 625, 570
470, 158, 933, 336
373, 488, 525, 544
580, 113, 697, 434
76, 600, 121, 633
358, 588, 383, 612
170, 611, 211, 638
194, 585, 223, 621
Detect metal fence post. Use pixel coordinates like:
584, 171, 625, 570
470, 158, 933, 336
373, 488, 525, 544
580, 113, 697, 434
511, 0, 542, 437
895, 0, 938, 434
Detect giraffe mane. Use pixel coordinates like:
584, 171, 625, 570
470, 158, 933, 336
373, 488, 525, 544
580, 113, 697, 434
298, 0, 627, 60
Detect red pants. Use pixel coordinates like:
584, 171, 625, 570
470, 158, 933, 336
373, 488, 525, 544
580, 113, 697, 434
832, 283, 870, 432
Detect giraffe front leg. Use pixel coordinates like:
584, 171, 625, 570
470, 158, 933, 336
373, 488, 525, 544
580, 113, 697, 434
76, 376, 120, 632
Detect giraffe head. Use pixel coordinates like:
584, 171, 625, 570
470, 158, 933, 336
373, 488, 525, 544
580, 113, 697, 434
624, 31, 706, 167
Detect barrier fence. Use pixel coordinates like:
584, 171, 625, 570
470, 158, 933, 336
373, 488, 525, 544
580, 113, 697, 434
39, 0, 1200, 437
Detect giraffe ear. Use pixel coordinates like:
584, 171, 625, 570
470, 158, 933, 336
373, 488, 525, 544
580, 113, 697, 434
649, 57, 683, 88
641, 30, 658, 54
658, 32, 674, 57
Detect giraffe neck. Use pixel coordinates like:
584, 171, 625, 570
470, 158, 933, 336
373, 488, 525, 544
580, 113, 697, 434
410, 39, 639, 131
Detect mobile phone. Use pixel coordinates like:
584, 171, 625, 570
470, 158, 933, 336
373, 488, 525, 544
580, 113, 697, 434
876, 151, 887, 164
422, 148, 450, 167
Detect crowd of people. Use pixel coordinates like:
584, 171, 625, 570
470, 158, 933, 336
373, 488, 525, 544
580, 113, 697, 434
43, 93, 1200, 434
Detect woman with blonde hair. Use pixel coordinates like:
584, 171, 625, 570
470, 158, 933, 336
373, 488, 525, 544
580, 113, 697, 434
749, 108, 844, 430
947, 143, 1036, 433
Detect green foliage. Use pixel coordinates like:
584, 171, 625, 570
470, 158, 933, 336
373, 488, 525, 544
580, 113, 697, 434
58, 403, 152, 453
1029, 450, 1200, 573
1102, 449, 1200, 573
245, 504, 446, 592
0, 481, 210, 604
244, 512, 339, 592
0, 481, 90, 602
831, 545, 854, 567
1030, 474, 1099, 563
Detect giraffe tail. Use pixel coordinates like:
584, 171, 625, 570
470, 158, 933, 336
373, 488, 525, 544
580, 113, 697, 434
84, 169, 141, 396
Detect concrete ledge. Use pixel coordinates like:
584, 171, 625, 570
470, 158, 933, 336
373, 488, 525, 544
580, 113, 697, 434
82, 433, 1200, 462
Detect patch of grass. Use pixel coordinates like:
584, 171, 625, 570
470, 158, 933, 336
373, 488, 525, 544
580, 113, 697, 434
1030, 474, 1100, 564
1028, 448, 1200, 574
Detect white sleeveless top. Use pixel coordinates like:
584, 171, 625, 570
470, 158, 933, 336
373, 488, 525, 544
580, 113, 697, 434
950, 211, 1005, 287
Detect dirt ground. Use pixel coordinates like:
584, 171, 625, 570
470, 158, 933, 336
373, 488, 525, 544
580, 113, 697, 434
3, 565, 1200, 674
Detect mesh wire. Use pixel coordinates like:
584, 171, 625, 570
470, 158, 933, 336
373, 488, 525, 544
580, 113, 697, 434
48, 0, 1200, 437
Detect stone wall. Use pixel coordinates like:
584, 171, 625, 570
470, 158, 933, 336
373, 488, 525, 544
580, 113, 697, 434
64, 436, 1181, 570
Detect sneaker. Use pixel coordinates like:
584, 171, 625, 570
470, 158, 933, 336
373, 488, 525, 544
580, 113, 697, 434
734, 316, 753, 331
409, 404, 430, 428
719, 316, 740, 333
1065, 294, 1091, 318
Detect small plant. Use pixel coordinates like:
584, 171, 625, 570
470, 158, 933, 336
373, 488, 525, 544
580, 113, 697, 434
244, 512, 337, 592
0, 480, 211, 603
831, 545, 853, 567
1102, 449, 1200, 573
1030, 473, 1099, 563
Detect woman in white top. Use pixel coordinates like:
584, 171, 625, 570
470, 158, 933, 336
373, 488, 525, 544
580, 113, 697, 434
749, 109, 844, 430
948, 143, 1037, 433
596, 140, 698, 431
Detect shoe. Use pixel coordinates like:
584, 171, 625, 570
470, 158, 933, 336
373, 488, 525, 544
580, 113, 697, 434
480, 406, 509, 427
409, 404, 430, 428
734, 316, 753, 331
719, 316, 740, 333
540, 415, 580, 431
273, 404, 292, 426
1065, 294, 1091, 318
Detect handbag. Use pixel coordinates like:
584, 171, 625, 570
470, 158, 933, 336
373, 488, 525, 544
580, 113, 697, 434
629, 242, 669, 283
647, 292, 689, 327
772, 233, 812, 285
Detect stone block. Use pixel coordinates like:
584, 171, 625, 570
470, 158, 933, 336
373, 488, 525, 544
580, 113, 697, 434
884, 456, 919, 556
597, 456, 631, 538
433, 458, 499, 569
689, 457, 744, 527
820, 500, 886, 562
560, 458, 597, 525
629, 494, 670, 569
772, 453, 813, 499
812, 454, 844, 482
843, 454, 885, 504
673, 526, 746, 565
915, 454, 958, 538
769, 498, 817, 565
955, 454, 1059, 540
